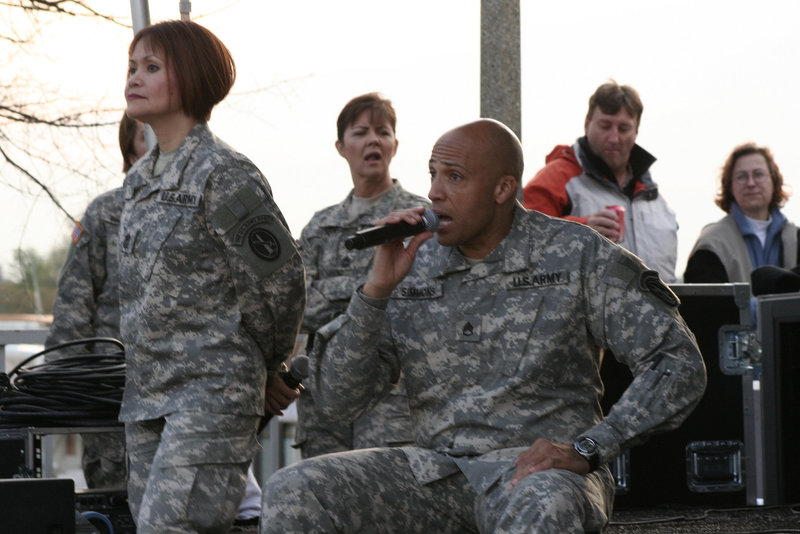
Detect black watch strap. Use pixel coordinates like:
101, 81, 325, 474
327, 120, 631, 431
573, 436, 600, 472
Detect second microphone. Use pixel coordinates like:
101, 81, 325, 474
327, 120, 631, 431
344, 208, 439, 250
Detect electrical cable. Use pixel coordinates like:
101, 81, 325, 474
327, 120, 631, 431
81, 510, 115, 534
0, 337, 125, 429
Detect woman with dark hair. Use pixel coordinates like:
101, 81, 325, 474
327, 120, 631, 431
293, 92, 426, 458
684, 142, 798, 282
119, 111, 147, 173
119, 20, 305, 532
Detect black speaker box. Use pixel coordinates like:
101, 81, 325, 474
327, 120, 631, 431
601, 283, 751, 507
0, 429, 26, 478
0, 477, 75, 534
757, 292, 800, 504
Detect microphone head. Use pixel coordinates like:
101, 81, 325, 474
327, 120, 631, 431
420, 208, 439, 232
289, 354, 310, 380
280, 354, 310, 389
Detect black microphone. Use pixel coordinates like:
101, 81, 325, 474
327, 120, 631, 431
279, 354, 309, 389
259, 354, 309, 432
344, 208, 439, 250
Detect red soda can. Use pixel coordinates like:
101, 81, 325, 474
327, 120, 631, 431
606, 205, 625, 242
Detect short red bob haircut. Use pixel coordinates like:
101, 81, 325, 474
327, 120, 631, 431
128, 20, 236, 122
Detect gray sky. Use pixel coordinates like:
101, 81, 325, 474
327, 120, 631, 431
3, 0, 799, 284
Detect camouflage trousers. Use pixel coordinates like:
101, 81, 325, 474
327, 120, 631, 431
261, 447, 613, 534
294, 388, 352, 458
125, 412, 260, 534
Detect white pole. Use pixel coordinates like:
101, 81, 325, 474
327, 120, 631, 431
129, 0, 151, 33
179, 1, 192, 20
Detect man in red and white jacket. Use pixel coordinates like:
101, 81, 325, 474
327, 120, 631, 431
523, 81, 678, 283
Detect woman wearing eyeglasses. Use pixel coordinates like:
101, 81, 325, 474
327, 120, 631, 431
684, 142, 798, 282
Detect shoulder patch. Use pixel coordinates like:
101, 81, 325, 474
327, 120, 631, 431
604, 251, 679, 306
71, 221, 84, 244
213, 186, 264, 234
639, 270, 680, 307
212, 184, 297, 277
247, 227, 281, 261
234, 212, 295, 276
605, 253, 639, 286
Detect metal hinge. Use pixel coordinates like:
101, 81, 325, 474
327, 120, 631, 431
718, 325, 761, 375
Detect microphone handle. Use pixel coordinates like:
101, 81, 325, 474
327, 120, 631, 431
259, 356, 309, 432
344, 208, 439, 250
280, 367, 303, 389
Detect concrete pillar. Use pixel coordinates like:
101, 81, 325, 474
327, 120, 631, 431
480, 0, 521, 139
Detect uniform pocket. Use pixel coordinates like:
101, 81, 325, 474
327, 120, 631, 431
120, 208, 183, 285
497, 293, 543, 377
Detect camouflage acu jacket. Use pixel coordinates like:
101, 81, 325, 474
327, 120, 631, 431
314, 204, 706, 491
117, 122, 306, 421
299, 181, 428, 336
47, 187, 125, 348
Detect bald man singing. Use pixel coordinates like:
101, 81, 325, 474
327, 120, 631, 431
261, 119, 706, 534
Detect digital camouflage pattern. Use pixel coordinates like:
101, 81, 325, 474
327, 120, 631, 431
262, 205, 706, 533
118, 122, 306, 421
46, 187, 127, 489
262, 446, 612, 534
126, 413, 259, 533
118, 122, 305, 531
47, 188, 125, 347
295, 181, 427, 457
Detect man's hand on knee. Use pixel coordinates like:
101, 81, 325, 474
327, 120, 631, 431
508, 438, 590, 489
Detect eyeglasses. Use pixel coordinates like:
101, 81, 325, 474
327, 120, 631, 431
733, 169, 770, 184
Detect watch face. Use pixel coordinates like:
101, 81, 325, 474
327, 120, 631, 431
574, 436, 600, 472
577, 437, 597, 454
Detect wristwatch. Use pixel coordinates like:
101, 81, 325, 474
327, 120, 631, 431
573, 436, 600, 472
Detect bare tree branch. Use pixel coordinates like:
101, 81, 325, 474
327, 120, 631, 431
0, 0, 128, 254
0, 142, 77, 223
0, 103, 117, 129
0, 0, 129, 26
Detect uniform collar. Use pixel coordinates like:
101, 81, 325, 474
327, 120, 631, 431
316, 180, 403, 227
124, 122, 212, 196
427, 203, 531, 280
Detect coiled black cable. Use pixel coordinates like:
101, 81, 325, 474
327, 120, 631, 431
0, 338, 125, 429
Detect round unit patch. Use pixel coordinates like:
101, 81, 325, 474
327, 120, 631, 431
248, 228, 281, 261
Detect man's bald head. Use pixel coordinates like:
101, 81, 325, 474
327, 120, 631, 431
436, 118, 524, 187
427, 119, 522, 257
